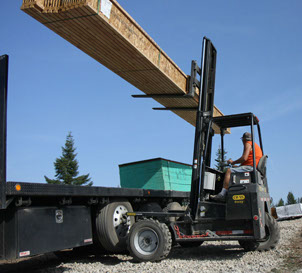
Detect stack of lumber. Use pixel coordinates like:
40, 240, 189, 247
21, 0, 225, 132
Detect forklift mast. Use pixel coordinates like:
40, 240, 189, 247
189, 38, 217, 219
0, 55, 8, 210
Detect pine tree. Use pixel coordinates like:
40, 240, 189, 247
215, 146, 228, 171
276, 198, 284, 207
45, 132, 93, 186
286, 191, 297, 205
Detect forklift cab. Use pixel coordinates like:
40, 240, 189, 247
193, 112, 269, 210
195, 113, 268, 220
211, 112, 269, 193
196, 112, 270, 222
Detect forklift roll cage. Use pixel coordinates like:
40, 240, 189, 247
214, 112, 264, 183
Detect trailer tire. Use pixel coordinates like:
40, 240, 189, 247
128, 219, 172, 262
96, 201, 134, 253
138, 202, 162, 212
163, 202, 183, 222
239, 213, 280, 251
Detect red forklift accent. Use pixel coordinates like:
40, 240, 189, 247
174, 225, 209, 239
215, 230, 253, 236
216, 230, 232, 235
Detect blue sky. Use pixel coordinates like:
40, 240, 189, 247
1, 1, 301, 203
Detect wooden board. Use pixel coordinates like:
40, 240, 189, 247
21, 0, 228, 133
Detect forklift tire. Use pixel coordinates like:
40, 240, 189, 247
239, 213, 280, 251
178, 241, 204, 248
128, 219, 172, 262
96, 201, 135, 253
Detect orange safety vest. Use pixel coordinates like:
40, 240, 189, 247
241, 141, 263, 168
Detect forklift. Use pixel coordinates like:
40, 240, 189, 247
126, 37, 280, 262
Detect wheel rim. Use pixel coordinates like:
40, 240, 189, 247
113, 205, 132, 238
134, 228, 159, 255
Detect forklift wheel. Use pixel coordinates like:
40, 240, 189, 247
239, 213, 280, 251
128, 219, 172, 262
179, 241, 204, 248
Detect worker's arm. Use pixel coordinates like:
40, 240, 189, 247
227, 142, 252, 165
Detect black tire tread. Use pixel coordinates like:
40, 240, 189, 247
239, 212, 280, 252
158, 220, 172, 260
258, 213, 280, 251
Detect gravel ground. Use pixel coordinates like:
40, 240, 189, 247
1, 217, 302, 273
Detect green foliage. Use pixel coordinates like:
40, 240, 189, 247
286, 191, 297, 205
45, 132, 93, 186
215, 146, 228, 172
276, 198, 284, 207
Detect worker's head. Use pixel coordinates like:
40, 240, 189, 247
241, 132, 252, 142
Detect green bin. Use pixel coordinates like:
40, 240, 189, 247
119, 158, 192, 191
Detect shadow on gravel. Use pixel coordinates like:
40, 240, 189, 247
0, 253, 70, 273
0, 244, 247, 272
168, 243, 246, 261
0, 249, 129, 273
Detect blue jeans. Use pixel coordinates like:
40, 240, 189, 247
230, 165, 253, 173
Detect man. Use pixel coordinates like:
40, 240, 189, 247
210, 132, 263, 202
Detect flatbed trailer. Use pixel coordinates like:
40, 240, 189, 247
1, 182, 189, 260
0, 55, 189, 260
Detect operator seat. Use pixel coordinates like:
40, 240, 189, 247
257, 155, 268, 177
256, 155, 268, 186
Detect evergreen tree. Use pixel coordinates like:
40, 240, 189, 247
276, 198, 284, 207
45, 132, 93, 186
286, 191, 297, 205
215, 146, 228, 171
270, 197, 274, 208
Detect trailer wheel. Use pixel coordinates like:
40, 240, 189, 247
178, 241, 204, 248
96, 201, 134, 253
138, 202, 163, 214
128, 219, 172, 262
239, 213, 280, 251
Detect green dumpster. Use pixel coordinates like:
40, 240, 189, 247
119, 158, 192, 191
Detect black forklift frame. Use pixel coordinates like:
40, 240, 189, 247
189, 37, 217, 219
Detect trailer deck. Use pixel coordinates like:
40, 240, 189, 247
5, 181, 190, 198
